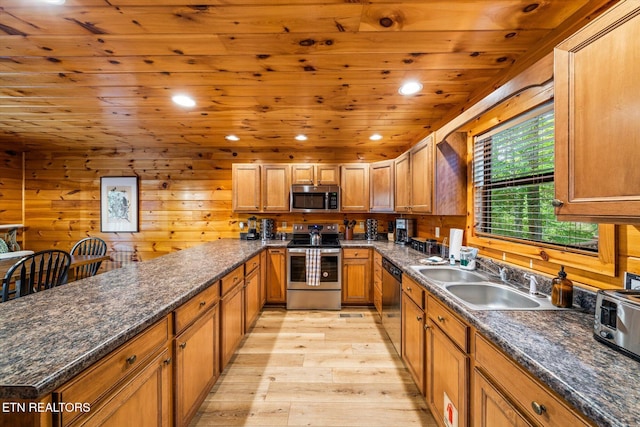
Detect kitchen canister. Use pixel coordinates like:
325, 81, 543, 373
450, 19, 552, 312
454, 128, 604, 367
365, 219, 379, 241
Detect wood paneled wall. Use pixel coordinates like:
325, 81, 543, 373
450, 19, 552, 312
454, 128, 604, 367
0, 150, 24, 248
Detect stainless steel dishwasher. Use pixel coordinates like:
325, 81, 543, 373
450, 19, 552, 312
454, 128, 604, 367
381, 257, 402, 356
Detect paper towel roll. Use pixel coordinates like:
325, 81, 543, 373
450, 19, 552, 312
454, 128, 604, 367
449, 228, 464, 261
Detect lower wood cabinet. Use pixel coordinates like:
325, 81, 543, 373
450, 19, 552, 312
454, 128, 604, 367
342, 248, 372, 304
474, 333, 591, 427
244, 265, 261, 333
55, 317, 172, 427
174, 305, 220, 427
373, 251, 383, 314
473, 368, 534, 427
401, 292, 425, 394
220, 280, 244, 370
266, 248, 286, 303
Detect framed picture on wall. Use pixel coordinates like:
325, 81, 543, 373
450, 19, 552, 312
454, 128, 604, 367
100, 176, 139, 233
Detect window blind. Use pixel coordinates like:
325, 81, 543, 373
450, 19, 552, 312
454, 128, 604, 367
473, 104, 598, 251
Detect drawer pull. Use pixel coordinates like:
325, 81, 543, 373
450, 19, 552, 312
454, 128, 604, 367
163, 357, 172, 365
179, 342, 187, 349
406, 286, 412, 291
416, 315, 423, 321
126, 355, 137, 365
424, 324, 431, 330
437, 315, 445, 322
531, 401, 546, 415
199, 301, 207, 307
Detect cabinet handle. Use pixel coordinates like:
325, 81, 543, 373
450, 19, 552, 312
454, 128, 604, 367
551, 199, 564, 207
163, 357, 172, 365
199, 301, 207, 307
416, 315, 422, 321
531, 401, 546, 415
424, 324, 431, 330
437, 315, 445, 322
179, 342, 187, 349
406, 286, 412, 291
126, 355, 137, 365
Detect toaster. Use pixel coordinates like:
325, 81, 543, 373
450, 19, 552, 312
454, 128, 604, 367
594, 289, 640, 361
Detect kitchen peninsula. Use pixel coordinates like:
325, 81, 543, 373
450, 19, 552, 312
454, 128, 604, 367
0, 239, 638, 427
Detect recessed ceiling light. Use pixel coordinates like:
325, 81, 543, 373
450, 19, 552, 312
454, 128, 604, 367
370, 133, 383, 141
398, 81, 423, 96
225, 135, 240, 142
295, 134, 308, 141
42, 0, 65, 4
172, 95, 196, 107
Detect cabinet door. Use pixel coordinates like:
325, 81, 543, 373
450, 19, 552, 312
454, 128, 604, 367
427, 320, 469, 427
244, 267, 261, 332
291, 164, 315, 185
220, 284, 244, 369
342, 254, 371, 304
554, 1, 640, 222
341, 164, 370, 212
262, 164, 290, 212
74, 348, 172, 427
260, 250, 267, 306
370, 160, 395, 212
373, 252, 383, 315
232, 164, 261, 212
410, 136, 433, 213
266, 248, 286, 303
473, 369, 534, 427
401, 293, 425, 394
394, 152, 411, 212
174, 306, 220, 427
316, 164, 340, 185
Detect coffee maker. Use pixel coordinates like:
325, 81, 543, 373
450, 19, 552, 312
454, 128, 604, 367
395, 218, 415, 245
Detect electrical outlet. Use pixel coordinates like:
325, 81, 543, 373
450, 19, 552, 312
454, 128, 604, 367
359, 221, 364, 229
435, 227, 440, 238
282, 221, 287, 228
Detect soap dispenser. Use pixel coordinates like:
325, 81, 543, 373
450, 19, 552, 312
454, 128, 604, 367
551, 266, 573, 308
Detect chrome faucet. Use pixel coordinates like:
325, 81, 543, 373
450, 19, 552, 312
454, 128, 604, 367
475, 258, 508, 283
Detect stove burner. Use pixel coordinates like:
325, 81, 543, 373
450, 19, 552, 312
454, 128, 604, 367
287, 222, 341, 248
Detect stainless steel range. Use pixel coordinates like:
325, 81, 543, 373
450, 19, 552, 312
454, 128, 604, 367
286, 223, 342, 310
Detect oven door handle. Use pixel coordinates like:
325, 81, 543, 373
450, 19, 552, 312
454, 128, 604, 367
287, 248, 341, 254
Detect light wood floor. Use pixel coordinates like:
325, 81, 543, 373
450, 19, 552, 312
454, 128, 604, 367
190, 307, 437, 427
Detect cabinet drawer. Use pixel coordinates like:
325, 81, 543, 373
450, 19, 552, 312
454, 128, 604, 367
174, 281, 220, 334
221, 265, 244, 296
373, 259, 382, 279
245, 253, 261, 274
342, 248, 370, 259
373, 251, 382, 266
56, 316, 170, 426
403, 276, 424, 309
475, 334, 591, 427
427, 295, 468, 352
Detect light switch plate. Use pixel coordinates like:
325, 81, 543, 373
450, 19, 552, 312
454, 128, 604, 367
624, 271, 640, 290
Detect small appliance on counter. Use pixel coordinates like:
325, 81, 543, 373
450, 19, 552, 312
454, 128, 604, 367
240, 216, 259, 240
594, 289, 640, 361
395, 218, 415, 245
459, 246, 478, 270
260, 218, 275, 241
410, 238, 438, 255
365, 219, 379, 241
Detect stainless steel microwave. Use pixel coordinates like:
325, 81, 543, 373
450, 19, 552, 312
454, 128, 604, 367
290, 185, 340, 212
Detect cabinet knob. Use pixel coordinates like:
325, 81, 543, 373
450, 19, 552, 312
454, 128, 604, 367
179, 342, 187, 349
551, 199, 564, 207
126, 355, 137, 365
406, 286, 412, 291
416, 315, 422, 321
437, 315, 445, 322
531, 401, 546, 415
163, 357, 172, 365
199, 301, 207, 307
424, 324, 430, 330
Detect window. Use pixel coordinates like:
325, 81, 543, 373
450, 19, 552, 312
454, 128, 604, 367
473, 103, 598, 252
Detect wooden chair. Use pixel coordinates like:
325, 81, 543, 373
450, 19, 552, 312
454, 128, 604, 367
1, 249, 71, 302
70, 237, 108, 280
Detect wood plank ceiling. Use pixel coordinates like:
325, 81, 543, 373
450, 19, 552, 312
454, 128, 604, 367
0, 0, 615, 157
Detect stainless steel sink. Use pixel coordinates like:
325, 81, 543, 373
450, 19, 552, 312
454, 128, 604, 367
443, 283, 557, 310
411, 266, 486, 283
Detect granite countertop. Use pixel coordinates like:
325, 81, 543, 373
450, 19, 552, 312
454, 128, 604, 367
0, 239, 637, 426
367, 240, 639, 427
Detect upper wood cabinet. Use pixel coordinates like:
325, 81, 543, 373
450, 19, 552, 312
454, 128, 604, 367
434, 132, 467, 216
341, 164, 370, 212
554, 1, 640, 223
232, 164, 261, 212
291, 164, 340, 185
370, 160, 395, 213
410, 135, 434, 214
232, 164, 290, 212
394, 152, 411, 212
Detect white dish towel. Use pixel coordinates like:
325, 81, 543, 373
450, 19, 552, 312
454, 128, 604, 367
306, 248, 321, 286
